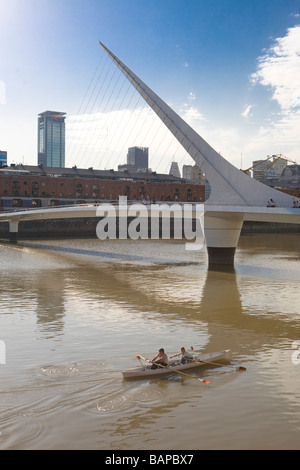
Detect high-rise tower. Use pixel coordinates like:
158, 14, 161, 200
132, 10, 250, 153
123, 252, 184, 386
0, 150, 7, 167
127, 146, 148, 170
38, 111, 66, 167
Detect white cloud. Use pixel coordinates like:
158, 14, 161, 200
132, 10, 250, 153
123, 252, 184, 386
251, 25, 300, 111
241, 105, 253, 118
188, 91, 196, 101
244, 24, 300, 165
67, 26, 300, 175
66, 107, 192, 172
180, 105, 206, 125
243, 108, 300, 161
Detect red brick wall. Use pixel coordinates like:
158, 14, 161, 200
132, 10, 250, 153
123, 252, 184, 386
279, 188, 300, 198
0, 174, 205, 202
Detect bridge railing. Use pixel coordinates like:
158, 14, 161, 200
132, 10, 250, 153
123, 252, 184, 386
0, 200, 199, 215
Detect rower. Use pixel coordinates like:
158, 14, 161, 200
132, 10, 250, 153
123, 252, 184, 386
151, 348, 168, 369
171, 347, 193, 364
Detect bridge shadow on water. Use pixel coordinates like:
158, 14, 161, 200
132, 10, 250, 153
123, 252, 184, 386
15, 239, 300, 363
17, 240, 201, 266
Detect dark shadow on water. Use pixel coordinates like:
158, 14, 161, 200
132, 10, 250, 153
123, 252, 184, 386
16, 241, 202, 266
208, 264, 236, 274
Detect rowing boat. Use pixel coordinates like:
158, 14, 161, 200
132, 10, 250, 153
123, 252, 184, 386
122, 349, 231, 379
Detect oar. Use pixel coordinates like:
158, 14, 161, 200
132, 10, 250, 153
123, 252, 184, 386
136, 354, 144, 367
200, 360, 246, 371
189, 347, 246, 371
136, 354, 210, 384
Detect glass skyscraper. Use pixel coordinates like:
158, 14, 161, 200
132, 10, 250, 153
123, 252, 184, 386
38, 111, 66, 167
127, 146, 148, 170
0, 150, 7, 167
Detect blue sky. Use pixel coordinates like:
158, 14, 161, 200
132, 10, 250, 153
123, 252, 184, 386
1, 0, 300, 173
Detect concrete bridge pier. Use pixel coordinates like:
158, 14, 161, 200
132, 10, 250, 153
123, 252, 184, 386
203, 212, 244, 267
9, 221, 19, 244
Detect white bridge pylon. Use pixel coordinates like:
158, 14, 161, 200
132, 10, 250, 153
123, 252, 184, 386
99, 42, 293, 208
100, 42, 299, 266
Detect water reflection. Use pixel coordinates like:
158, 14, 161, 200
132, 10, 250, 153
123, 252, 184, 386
1, 236, 300, 450
34, 270, 66, 338
14, 239, 299, 361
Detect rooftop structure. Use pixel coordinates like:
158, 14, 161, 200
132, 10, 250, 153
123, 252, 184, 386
169, 162, 181, 178
0, 163, 187, 183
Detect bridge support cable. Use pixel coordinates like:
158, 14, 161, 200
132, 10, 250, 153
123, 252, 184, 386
99, 42, 293, 207
69, 47, 191, 173
99, 41, 297, 267
74, 61, 121, 169
68, 54, 110, 166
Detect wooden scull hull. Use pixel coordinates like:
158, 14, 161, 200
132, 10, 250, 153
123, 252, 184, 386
122, 349, 231, 379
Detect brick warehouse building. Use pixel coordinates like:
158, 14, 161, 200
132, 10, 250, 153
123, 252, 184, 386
0, 164, 206, 210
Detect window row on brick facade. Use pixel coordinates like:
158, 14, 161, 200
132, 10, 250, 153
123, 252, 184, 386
0, 174, 205, 203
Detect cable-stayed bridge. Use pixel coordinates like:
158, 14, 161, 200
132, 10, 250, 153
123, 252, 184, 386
1, 42, 300, 267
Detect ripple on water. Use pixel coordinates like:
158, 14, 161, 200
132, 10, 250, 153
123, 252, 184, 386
96, 385, 165, 413
41, 363, 80, 376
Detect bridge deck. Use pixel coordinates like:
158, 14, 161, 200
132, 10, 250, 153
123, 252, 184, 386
1, 203, 300, 225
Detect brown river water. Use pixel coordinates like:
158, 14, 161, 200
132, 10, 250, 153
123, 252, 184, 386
0, 233, 300, 450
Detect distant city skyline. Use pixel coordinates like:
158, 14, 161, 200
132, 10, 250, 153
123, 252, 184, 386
0, 0, 300, 173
